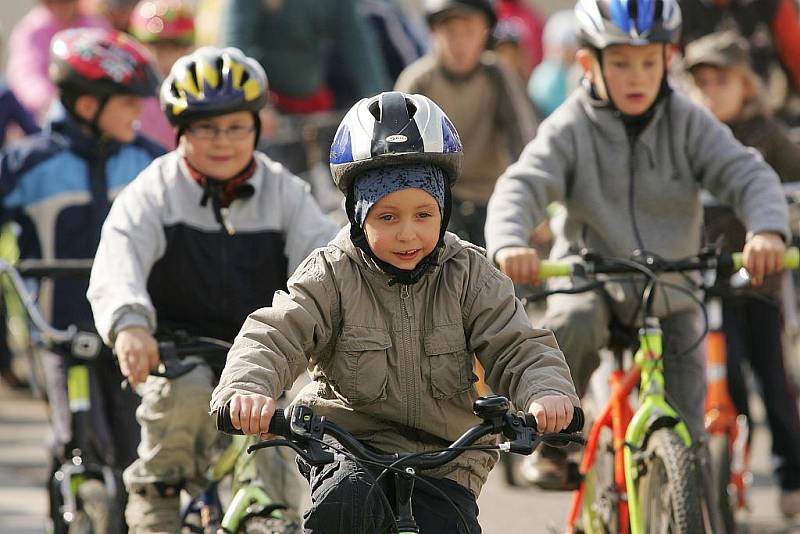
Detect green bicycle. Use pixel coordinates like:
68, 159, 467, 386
150, 338, 301, 534
532, 247, 800, 534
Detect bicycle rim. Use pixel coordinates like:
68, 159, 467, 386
638, 428, 704, 534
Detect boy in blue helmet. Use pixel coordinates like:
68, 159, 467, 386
486, 0, 789, 491
87, 46, 338, 531
210, 91, 579, 533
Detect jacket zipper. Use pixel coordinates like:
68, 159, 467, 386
400, 284, 416, 427
627, 136, 646, 252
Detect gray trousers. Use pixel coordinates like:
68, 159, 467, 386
124, 358, 307, 528
542, 289, 706, 438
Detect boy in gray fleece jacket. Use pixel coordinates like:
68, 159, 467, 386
485, 0, 789, 489
211, 91, 579, 533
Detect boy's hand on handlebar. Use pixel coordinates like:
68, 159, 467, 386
114, 327, 159, 388
229, 393, 276, 439
528, 395, 574, 433
495, 247, 541, 285
743, 232, 785, 286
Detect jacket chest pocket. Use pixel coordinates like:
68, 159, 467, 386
331, 326, 391, 406
424, 325, 475, 400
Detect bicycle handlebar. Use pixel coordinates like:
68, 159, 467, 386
14, 259, 94, 278
0, 258, 84, 343
537, 246, 800, 279
215, 396, 584, 470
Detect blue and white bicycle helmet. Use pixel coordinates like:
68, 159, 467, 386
575, 0, 682, 49
329, 91, 463, 194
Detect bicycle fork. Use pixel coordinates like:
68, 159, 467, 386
624, 323, 692, 534
53, 363, 117, 529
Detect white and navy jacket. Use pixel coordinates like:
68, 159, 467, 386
88, 150, 340, 346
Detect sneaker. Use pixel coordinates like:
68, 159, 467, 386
780, 488, 800, 518
125, 488, 181, 534
521, 445, 576, 491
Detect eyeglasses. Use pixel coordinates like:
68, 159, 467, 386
186, 123, 256, 141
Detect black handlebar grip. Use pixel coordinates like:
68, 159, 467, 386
215, 403, 288, 437
524, 406, 584, 433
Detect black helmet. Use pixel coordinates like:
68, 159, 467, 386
329, 91, 463, 194
424, 0, 497, 28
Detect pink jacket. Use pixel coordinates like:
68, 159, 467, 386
138, 97, 175, 151
7, 5, 109, 120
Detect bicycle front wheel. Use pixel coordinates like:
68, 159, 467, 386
638, 428, 704, 534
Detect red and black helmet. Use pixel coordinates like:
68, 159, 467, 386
49, 28, 160, 99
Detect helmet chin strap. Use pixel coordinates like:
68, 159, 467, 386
68, 94, 111, 139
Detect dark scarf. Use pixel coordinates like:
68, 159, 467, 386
184, 157, 257, 234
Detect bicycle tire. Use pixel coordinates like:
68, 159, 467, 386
580, 426, 618, 534
708, 434, 737, 534
67, 479, 112, 534
638, 428, 704, 534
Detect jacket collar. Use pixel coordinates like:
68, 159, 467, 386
45, 102, 122, 161
576, 83, 671, 149
330, 226, 465, 284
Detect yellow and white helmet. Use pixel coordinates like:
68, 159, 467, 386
160, 46, 267, 126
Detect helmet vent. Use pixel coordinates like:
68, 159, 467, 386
628, 0, 638, 22
368, 100, 382, 121
405, 98, 417, 118
654, 0, 664, 21
187, 63, 200, 92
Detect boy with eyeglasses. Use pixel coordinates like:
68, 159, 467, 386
87, 46, 338, 531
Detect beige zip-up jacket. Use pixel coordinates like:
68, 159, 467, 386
211, 227, 578, 496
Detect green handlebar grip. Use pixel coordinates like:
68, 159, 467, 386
537, 261, 574, 279
731, 246, 800, 271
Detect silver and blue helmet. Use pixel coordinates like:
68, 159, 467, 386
329, 91, 463, 194
575, 0, 682, 49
